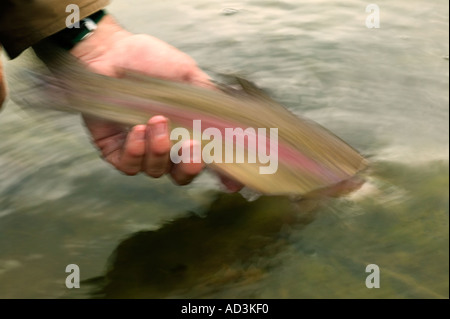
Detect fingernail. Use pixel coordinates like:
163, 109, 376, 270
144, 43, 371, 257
152, 122, 167, 137
134, 125, 146, 140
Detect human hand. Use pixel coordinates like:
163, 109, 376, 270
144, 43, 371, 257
0, 55, 6, 109
70, 15, 242, 190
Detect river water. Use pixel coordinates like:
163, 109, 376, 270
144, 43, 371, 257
0, 0, 448, 298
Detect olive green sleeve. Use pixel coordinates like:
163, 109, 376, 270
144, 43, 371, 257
0, 0, 110, 59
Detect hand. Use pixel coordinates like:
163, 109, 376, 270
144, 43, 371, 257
0, 55, 6, 109
70, 15, 242, 190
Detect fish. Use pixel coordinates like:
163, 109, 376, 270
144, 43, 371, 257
11, 45, 368, 196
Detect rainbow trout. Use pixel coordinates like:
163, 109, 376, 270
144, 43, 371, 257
13, 47, 368, 196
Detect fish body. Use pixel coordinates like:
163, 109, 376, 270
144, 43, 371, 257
14, 48, 368, 195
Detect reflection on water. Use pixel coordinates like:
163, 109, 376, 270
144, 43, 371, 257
61, 160, 446, 299
83, 193, 318, 299
0, 0, 448, 298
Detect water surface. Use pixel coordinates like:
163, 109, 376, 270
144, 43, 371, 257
0, 0, 448, 298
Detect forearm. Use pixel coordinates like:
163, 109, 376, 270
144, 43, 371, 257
0, 51, 5, 109
0, 0, 110, 59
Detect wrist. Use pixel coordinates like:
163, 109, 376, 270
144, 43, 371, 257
50, 10, 107, 50
69, 15, 131, 64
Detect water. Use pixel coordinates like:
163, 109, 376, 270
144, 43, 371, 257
0, 0, 448, 298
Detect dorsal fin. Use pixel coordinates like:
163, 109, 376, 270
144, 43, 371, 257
235, 77, 294, 113
235, 77, 268, 98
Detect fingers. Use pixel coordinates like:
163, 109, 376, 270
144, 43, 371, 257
219, 174, 244, 192
87, 115, 203, 185
124, 125, 238, 190
144, 116, 172, 177
117, 125, 146, 175
93, 125, 145, 176
86, 115, 242, 191
143, 116, 204, 185
170, 140, 205, 185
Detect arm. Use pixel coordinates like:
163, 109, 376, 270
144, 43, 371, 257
0, 49, 5, 109
0, 0, 108, 110
0, 0, 241, 189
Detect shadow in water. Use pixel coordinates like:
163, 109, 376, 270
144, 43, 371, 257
84, 192, 322, 298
